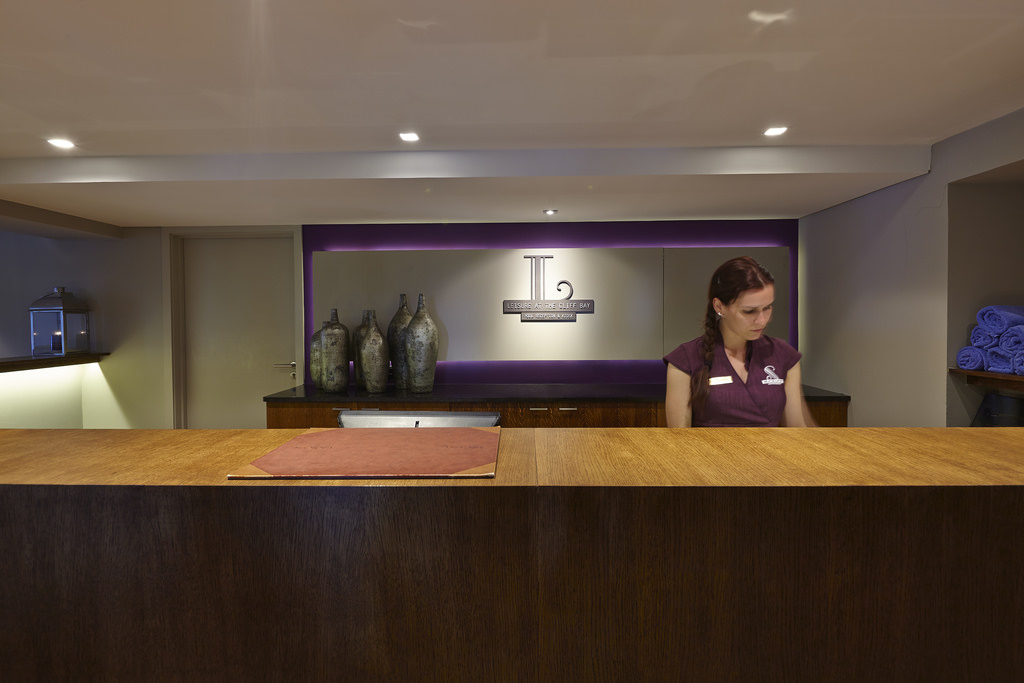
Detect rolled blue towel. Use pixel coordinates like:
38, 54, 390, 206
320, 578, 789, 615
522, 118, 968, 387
1015, 352, 1024, 376
976, 305, 1024, 334
970, 325, 999, 349
999, 324, 1024, 354
985, 347, 1014, 374
957, 346, 985, 370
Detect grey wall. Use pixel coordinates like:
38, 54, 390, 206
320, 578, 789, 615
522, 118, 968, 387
947, 183, 1024, 425
0, 228, 169, 428
800, 107, 1024, 426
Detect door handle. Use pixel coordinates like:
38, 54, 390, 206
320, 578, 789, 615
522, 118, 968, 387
274, 361, 297, 378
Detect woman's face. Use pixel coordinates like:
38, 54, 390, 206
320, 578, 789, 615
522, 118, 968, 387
714, 284, 775, 343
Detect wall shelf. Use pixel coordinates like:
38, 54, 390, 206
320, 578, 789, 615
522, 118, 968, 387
0, 353, 108, 374
949, 367, 1024, 393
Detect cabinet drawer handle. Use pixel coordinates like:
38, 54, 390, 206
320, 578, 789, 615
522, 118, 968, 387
558, 407, 578, 412
529, 407, 548, 411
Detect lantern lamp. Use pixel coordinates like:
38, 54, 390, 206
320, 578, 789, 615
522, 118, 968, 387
29, 287, 92, 357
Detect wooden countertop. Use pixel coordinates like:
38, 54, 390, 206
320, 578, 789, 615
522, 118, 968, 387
2, 427, 1021, 488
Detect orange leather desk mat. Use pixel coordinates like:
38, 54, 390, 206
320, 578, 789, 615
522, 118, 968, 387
228, 427, 499, 479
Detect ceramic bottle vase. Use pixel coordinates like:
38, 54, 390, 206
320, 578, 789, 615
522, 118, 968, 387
358, 310, 389, 393
309, 319, 325, 389
387, 294, 414, 392
404, 294, 439, 393
320, 309, 350, 393
352, 310, 371, 389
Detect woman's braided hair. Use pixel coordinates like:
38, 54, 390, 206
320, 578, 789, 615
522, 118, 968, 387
689, 256, 775, 417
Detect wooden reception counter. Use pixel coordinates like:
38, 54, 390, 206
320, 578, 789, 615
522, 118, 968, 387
2, 427, 1022, 680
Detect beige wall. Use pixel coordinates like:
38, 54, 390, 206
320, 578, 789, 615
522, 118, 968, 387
314, 248, 666, 361
313, 246, 790, 362
0, 365, 88, 428
800, 108, 1024, 426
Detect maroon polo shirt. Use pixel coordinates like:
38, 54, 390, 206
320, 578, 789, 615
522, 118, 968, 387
664, 335, 802, 427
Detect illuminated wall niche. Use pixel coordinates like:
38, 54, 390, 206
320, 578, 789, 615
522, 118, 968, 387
303, 220, 798, 384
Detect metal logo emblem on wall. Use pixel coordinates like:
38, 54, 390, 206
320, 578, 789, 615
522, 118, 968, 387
502, 255, 596, 322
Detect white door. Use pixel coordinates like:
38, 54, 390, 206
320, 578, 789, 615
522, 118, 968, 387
182, 236, 296, 428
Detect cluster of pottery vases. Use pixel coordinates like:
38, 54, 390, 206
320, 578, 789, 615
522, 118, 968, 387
308, 294, 438, 394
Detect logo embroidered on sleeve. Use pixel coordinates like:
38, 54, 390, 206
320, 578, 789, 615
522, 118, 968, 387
761, 365, 784, 385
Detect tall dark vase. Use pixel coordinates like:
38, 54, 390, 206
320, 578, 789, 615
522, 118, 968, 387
358, 310, 389, 393
320, 309, 350, 393
352, 310, 370, 389
404, 293, 439, 393
388, 294, 413, 392
309, 317, 326, 389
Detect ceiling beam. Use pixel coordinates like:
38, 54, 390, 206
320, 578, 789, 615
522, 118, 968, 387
0, 199, 123, 239
0, 146, 931, 185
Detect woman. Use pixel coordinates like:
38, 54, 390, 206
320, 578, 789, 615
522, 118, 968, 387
664, 256, 816, 428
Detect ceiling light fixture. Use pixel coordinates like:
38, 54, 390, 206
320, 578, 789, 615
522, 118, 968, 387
543, 209, 558, 216
748, 10, 793, 26
399, 132, 420, 142
47, 138, 76, 149
763, 127, 788, 137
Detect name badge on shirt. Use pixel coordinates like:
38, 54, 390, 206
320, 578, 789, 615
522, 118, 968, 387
709, 375, 733, 386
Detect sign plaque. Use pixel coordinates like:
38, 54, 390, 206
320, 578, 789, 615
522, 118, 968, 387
502, 255, 595, 322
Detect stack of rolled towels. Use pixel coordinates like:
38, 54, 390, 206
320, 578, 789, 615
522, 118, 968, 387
957, 305, 1024, 375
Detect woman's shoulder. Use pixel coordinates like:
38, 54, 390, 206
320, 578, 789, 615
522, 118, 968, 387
669, 335, 706, 356
664, 336, 708, 372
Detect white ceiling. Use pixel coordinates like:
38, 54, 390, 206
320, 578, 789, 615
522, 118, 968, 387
2, 0, 1024, 238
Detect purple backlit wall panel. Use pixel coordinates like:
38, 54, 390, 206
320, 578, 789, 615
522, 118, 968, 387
302, 220, 798, 385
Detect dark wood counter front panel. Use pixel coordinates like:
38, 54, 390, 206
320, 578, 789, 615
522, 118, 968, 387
2, 428, 1020, 681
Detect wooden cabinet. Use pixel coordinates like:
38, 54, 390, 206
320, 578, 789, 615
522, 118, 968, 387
265, 384, 847, 428
806, 400, 847, 428
265, 400, 356, 428
495, 401, 659, 428
454, 400, 654, 427
266, 399, 658, 428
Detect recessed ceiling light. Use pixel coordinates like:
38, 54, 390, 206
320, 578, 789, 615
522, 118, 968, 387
763, 127, 788, 137
399, 132, 420, 142
543, 209, 558, 216
47, 138, 76, 149
748, 10, 793, 26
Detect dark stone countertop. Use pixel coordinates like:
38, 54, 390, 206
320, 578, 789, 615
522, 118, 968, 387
265, 383, 848, 404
